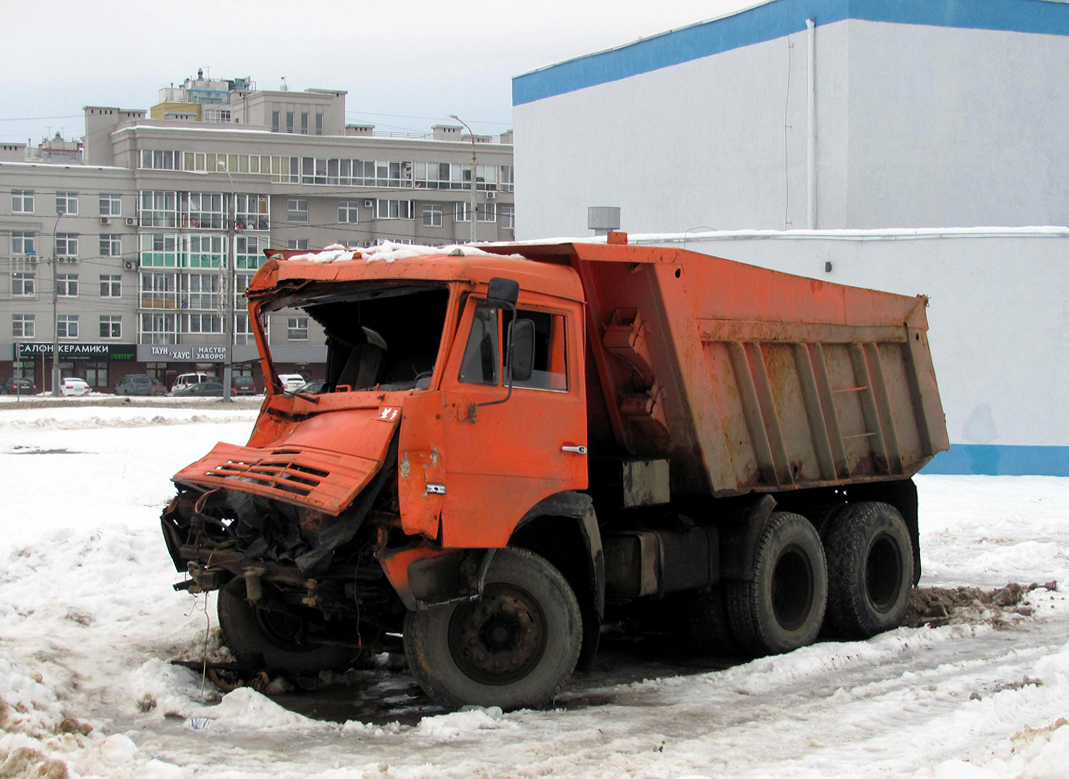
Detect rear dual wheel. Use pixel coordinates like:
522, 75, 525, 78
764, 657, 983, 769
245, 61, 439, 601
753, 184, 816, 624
824, 502, 914, 639
403, 548, 582, 711
727, 512, 827, 656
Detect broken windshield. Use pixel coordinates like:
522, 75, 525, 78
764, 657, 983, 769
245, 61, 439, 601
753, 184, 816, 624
262, 283, 451, 393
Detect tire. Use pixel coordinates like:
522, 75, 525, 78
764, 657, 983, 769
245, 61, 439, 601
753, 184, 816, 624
726, 512, 827, 657
217, 590, 358, 674
403, 547, 582, 710
686, 585, 740, 656
824, 502, 914, 640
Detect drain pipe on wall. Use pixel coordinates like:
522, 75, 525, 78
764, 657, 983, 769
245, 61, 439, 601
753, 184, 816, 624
807, 17, 817, 230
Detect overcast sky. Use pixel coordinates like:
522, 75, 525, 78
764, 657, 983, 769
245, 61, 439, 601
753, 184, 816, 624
1, 0, 756, 144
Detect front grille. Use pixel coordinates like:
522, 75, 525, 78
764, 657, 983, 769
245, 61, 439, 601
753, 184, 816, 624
174, 443, 378, 515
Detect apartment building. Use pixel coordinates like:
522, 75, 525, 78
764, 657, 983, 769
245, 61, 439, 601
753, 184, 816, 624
0, 75, 515, 392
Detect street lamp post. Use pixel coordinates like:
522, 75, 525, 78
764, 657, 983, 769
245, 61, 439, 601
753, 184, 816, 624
219, 162, 236, 403
50, 215, 62, 396
449, 115, 478, 243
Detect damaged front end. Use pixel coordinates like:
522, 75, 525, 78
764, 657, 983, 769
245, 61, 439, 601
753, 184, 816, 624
161, 266, 464, 665
161, 430, 407, 658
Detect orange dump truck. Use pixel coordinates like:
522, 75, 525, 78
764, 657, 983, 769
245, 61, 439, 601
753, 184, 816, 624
162, 237, 948, 710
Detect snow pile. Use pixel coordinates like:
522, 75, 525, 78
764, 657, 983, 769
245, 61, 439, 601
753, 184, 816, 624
414, 706, 512, 741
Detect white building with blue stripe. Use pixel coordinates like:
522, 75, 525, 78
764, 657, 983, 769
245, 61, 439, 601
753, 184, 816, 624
512, 0, 1069, 477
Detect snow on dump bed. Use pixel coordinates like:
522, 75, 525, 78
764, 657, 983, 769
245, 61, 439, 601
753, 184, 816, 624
284, 241, 526, 264
3, 404, 1069, 778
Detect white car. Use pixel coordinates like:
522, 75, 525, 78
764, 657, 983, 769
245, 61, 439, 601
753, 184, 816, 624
60, 377, 92, 397
277, 374, 307, 392
171, 372, 211, 393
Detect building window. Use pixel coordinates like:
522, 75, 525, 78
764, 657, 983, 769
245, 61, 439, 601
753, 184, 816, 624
85, 361, 108, 387
140, 271, 178, 309
501, 204, 515, 230
100, 315, 122, 339
12, 190, 34, 214
57, 273, 79, 297
12, 231, 36, 255
235, 194, 270, 231
338, 201, 360, 224
271, 111, 280, 133
286, 112, 294, 133
287, 239, 309, 250
376, 200, 413, 220
187, 234, 224, 269
315, 113, 324, 135
501, 166, 515, 192
139, 150, 180, 170
287, 316, 309, 341
182, 273, 221, 310
186, 192, 225, 229
140, 312, 177, 345
56, 234, 78, 257
301, 112, 309, 135
288, 199, 309, 222
56, 192, 79, 216
235, 314, 254, 345
12, 272, 35, 296
203, 108, 231, 123
139, 191, 178, 228
139, 233, 180, 268
182, 313, 222, 334
58, 314, 79, 339
99, 193, 122, 217
13, 314, 34, 339
477, 203, 497, 223
100, 234, 121, 256
100, 274, 121, 297
422, 204, 443, 228
454, 202, 472, 222
415, 162, 472, 191
236, 235, 267, 270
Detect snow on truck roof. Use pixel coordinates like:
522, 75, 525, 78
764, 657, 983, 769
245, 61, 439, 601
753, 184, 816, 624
279, 241, 528, 265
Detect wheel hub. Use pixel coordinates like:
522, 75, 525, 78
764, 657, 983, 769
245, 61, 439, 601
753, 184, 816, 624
449, 585, 547, 685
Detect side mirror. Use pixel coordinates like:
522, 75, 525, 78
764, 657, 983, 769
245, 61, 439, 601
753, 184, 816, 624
486, 277, 519, 308
509, 318, 535, 383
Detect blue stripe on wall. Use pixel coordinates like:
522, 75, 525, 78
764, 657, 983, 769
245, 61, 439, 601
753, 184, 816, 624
923, 445, 1069, 477
513, 0, 1069, 105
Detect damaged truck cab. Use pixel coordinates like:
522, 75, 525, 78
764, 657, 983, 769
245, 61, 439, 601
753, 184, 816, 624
162, 239, 948, 711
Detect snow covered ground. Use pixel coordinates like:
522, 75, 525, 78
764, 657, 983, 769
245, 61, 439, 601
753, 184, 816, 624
1, 399, 1068, 779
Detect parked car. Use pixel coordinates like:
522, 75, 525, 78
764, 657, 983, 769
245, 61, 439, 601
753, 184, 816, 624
59, 377, 92, 397
298, 379, 327, 394
232, 375, 258, 395
115, 374, 166, 396
277, 374, 306, 392
171, 381, 224, 397
0, 377, 36, 395
171, 373, 212, 393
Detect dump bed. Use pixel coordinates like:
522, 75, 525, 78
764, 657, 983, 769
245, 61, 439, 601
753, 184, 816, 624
486, 240, 949, 497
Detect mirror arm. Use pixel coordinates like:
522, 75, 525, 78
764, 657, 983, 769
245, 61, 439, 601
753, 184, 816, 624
472, 302, 518, 419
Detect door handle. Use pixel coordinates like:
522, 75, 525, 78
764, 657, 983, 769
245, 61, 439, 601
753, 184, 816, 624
561, 445, 588, 455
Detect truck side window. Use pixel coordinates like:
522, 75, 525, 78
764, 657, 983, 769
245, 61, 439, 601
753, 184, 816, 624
507, 309, 568, 391
459, 303, 500, 385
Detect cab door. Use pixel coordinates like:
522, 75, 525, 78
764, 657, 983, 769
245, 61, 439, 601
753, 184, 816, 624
438, 292, 587, 548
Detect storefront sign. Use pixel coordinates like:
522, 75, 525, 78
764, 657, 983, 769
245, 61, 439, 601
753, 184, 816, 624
16, 343, 136, 361
139, 344, 230, 362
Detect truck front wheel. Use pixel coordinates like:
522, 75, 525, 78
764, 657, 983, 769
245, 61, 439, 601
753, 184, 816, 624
403, 547, 582, 710
823, 502, 914, 639
727, 512, 827, 656
217, 590, 358, 674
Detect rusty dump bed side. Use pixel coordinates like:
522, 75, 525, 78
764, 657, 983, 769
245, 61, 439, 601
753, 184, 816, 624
486, 241, 950, 497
